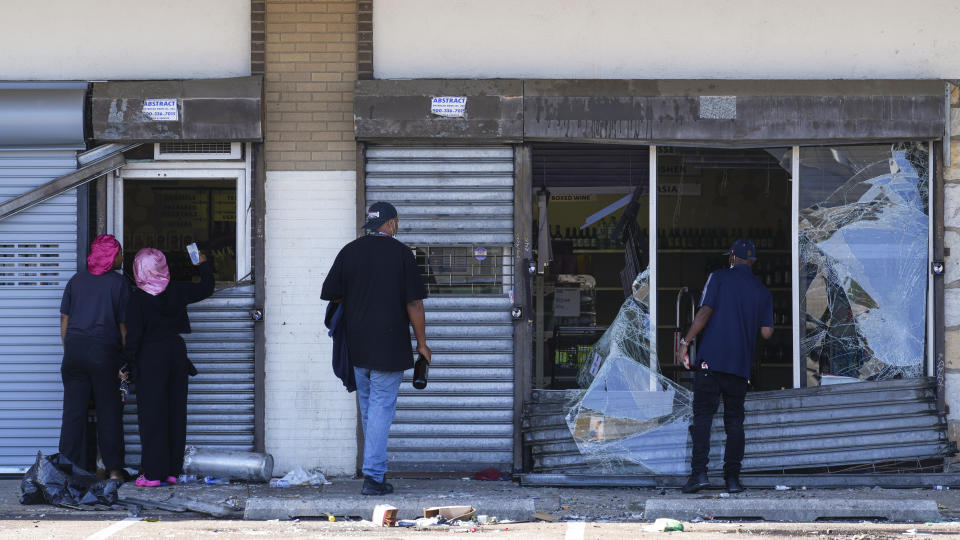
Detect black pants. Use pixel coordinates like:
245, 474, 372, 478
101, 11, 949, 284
135, 336, 189, 481
60, 335, 125, 471
691, 369, 748, 478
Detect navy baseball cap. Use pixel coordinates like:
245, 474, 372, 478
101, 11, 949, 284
725, 238, 758, 261
362, 201, 398, 230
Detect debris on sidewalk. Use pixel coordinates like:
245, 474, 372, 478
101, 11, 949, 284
424, 505, 477, 522
119, 495, 241, 518
532, 511, 560, 522
372, 504, 398, 526
20, 452, 120, 507
473, 468, 510, 481
645, 517, 684, 532
271, 466, 331, 487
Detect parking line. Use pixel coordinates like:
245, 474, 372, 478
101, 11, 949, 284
85, 516, 141, 540
565, 520, 586, 540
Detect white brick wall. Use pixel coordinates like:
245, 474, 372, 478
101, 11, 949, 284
264, 170, 357, 476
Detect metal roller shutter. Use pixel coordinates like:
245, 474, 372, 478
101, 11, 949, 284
365, 146, 515, 472
0, 150, 79, 473
122, 285, 256, 467
525, 378, 953, 475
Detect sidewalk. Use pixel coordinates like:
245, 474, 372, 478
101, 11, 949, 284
2, 477, 959, 523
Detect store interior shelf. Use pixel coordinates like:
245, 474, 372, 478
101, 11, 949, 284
571, 249, 624, 254
656, 324, 793, 330
657, 286, 792, 292
658, 249, 791, 254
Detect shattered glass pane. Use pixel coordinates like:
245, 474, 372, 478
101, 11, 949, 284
566, 269, 694, 474
799, 143, 929, 385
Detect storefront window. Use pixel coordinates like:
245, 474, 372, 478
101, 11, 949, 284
656, 146, 793, 391
531, 144, 650, 389
414, 245, 511, 296
123, 180, 238, 283
798, 143, 929, 386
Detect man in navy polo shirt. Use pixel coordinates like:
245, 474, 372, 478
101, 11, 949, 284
677, 238, 774, 494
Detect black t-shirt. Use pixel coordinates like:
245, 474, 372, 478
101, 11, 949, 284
123, 262, 215, 361
321, 234, 427, 372
60, 269, 129, 345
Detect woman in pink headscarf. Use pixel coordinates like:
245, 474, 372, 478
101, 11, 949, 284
58, 234, 129, 481
123, 247, 213, 487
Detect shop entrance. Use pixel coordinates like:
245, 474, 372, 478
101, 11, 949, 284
531, 144, 793, 391
655, 147, 793, 391
112, 164, 256, 468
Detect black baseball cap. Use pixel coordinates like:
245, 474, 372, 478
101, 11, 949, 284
362, 201, 398, 230
725, 238, 758, 261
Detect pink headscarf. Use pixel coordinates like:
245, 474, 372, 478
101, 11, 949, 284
87, 234, 120, 276
133, 248, 171, 296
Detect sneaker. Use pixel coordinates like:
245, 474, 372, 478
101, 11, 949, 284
360, 475, 394, 496
166, 476, 178, 485
135, 475, 163, 487
681, 472, 710, 494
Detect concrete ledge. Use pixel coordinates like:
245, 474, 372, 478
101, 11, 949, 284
644, 498, 940, 522
243, 495, 536, 521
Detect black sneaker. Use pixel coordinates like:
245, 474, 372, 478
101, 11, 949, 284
681, 472, 710, 494
361, 475, 394, 496
725, 476, 744, 493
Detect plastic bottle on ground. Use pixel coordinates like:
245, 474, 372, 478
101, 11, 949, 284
204, 476, 230, 485
269, 478, 290, 488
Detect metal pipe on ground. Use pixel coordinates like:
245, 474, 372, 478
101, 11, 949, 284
182, 446, 274, 482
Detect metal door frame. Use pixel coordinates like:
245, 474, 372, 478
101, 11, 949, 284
107, 151, 252, 281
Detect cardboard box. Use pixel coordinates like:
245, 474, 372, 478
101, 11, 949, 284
372, 504, 398, 527
423, 505, 476, 522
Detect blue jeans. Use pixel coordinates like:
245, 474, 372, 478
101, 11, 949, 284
354, 367, 403, 482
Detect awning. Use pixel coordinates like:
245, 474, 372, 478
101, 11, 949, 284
91, 76, 263, 142
355, 79, 948, 146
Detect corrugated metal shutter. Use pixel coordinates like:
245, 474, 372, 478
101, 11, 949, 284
122, 285, 256, 466
524, 378, 952, 474
365, 146, 515, 472
0, 150, 78, 473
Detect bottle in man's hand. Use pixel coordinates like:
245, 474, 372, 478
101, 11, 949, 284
413, 353, 429, 389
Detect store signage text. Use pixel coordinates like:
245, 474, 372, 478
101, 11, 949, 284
659, 184, 701, 196
431, 96, 467, 117
142, 98, 178, 121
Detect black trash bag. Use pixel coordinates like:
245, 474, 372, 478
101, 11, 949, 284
20, 452, 120, 507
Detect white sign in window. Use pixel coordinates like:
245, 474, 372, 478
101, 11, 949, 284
431, 96, 467, 117
142, 98, 179, 121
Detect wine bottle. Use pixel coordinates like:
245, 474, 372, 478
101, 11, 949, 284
413, 353, 429, 390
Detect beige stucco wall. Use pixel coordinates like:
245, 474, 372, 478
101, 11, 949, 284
0, 0, 250, 80
374, 0, 960, 80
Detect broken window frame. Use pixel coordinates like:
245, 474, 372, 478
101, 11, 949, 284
792, 142, 935, 387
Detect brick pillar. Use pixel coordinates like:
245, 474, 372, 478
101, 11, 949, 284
262, 0, 359, 475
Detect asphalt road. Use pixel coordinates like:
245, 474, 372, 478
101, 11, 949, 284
3, 517, 960, 539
